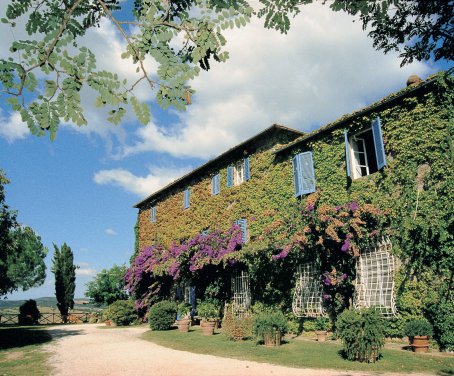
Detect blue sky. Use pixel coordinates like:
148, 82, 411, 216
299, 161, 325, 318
0, 2, 450, 300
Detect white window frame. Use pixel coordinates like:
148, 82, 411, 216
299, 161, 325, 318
233, 161, 244, 186
348, 128, 373, 180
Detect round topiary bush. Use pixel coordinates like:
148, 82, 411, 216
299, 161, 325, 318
149, 300, 177, 330
103, 300, 138, 326
404, 318, 433, 338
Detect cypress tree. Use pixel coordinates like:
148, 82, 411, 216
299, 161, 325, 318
52, 243, 77, 322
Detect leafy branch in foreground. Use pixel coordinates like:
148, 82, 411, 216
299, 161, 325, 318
0, 0, 451, 140
0, 0, 253, 139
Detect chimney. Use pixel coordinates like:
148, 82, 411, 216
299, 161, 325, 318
407, 74, 423, 87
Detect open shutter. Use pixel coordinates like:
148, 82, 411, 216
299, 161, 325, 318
215, 174, 220, 194
235, 219, 248, 244
243, 157, 250, 181
344, 129, 351, 177
300, 152, 316, 194
227, 166, 233, 187
184, 188, 190, 209
292, 154, 302, 197
372, 117, 387, 170
151, 206, 156, 223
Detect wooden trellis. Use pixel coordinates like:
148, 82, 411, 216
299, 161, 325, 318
231, 271, 251, 316
354, 238, 397, 316
292, 262, 325, 317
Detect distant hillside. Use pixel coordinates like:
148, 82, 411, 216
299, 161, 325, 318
0, 297, 98, 310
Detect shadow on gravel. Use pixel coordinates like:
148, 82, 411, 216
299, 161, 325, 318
0, 327, 83, 350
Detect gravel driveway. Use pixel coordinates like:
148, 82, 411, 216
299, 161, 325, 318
43, 324, 422, 376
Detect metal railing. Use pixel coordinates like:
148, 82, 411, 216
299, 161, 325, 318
0, 312, 93, 325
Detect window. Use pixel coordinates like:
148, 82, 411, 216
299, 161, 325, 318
150, 206, 156, 223
183, 188, 190, 209
234, 219, 248, 244
345, 117, 387, 179
211, 173, 220, 195
227, 157, 250, 187
234, 161, 244, 186
292, 152, 316, 197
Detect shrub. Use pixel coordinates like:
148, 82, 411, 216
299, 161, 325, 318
253, 309, 288, 342
222, 306, 253, 341
302, 319, 317, 332
315, 316, 330, 331
103, 300, 138, 326
18, 299, 40, 325
426, 299, 454, 351
382, 316, 405, 338
336, 308, 385, 363
196, 300, 219, 321
149, 300, 177, 330
404, 318, 434, 338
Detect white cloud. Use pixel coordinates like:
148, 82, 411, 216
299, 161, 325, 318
105, 228, 118, 236
78, 261, 91, 267
93, 165, 192, 197
76, 267, 97, 276
120, 3, 431, 159
0, 111, 29, 143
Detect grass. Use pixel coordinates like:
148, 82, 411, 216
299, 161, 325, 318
142, 327, 454, 375
0, 327, 53, 376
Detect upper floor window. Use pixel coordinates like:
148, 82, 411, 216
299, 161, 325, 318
227, 157, 250, 187
183, 188, 190, 209
344, 117, 387, 180
292, 151, 316, 197
150, 206, 156, 223
211, 173, 220, 195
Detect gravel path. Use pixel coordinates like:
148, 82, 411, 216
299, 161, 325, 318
43, 324, 426, 376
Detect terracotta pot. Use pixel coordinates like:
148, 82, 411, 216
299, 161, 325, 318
412, 336, 430, 353
315, 330, 327, 342
263, 331, 282, 347
177, 319, 190, 333
105, 319, 111, 326
201, 320, 216, 336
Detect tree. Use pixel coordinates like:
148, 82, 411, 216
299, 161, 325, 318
52, 242, 77, 321
0, 0, 451, 139
85, 264, 128, 306
0, 170, 47, 296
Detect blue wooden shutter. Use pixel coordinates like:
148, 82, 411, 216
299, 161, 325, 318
212, 173, 220, 195
235, 219, 247, 244
300, 152, 316, 194
292, 154, 302, 197
227, 166, 233, 187
151, 206, 156, 223
184, 188, 190, 208
372, 117, 387, 170
344, 129, 351, 177
243, 157, 250, 181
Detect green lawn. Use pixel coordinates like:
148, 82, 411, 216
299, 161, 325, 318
0, 327, 52, 376
142, 327, 454, 375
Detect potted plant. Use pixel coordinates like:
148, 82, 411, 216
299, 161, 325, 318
314, 316, 330, 342
197, 301, 219, 336
176, 302, 192, 333
404, 318, 433, 353
253, 310, 288, 347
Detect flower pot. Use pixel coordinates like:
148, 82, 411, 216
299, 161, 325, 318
177, 319, 190, 333
412, 336, 430, 353
201, 320, 216, 336
263, 331, 282, 347
105, 319, 111, 326
315, 330, 328, 342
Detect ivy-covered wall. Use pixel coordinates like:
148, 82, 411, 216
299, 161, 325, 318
136, 128, 301, 250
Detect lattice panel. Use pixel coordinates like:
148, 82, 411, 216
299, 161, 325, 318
354, 238, 397, 316
292, 263, 325, 317
231, 271, 251, 316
